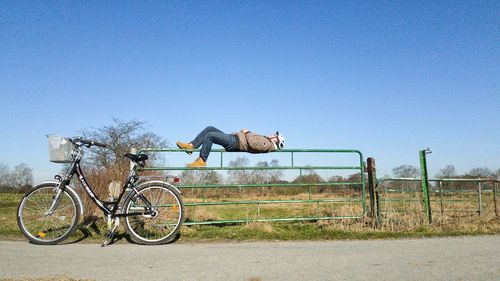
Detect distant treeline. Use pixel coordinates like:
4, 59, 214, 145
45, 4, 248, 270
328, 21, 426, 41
0, 162, 33, 193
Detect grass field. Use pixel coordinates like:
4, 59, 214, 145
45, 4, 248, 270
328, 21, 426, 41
0, 193, 23, 237
1, 193, 498, 244
182, 192, 365, 223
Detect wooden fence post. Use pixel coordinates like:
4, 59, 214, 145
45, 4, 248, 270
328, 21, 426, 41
367, 157, 377, 221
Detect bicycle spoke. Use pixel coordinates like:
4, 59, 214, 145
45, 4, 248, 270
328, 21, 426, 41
19, 186, 77, 242
125, 185, 183, 243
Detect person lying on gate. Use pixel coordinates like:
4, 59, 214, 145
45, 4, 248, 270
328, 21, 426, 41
176, 126, 285, 167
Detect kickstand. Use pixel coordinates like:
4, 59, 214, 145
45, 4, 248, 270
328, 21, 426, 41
101, 227, 117, 247
101, 216, 119, 247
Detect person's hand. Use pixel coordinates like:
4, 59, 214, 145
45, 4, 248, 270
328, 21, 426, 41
241, 128, 249, 134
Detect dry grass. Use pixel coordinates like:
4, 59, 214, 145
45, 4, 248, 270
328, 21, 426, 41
245, 222, 274, 233
182, 191, 365, 223
182, 190, 361, 202
186, 206, 220, 222
376, 191, 499, 234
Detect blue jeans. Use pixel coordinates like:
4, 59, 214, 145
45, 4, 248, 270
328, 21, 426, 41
191, 126, 238, 161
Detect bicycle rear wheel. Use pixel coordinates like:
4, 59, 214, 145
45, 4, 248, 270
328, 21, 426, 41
17, 183, 81, 245
123, 182, 184, 245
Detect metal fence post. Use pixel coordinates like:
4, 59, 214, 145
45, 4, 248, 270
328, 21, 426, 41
367, 157, 376, 220
375, 179, 382, 226
419, 149, 432, 224
477, 182, 483, 216
438, 181, 444, 217
494, 182, 498, 218
375, 191, 381, 225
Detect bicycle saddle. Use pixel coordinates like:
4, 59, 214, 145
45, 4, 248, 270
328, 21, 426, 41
124, 153, 149, 162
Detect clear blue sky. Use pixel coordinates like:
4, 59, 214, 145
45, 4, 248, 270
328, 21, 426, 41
1, 1, 499, 183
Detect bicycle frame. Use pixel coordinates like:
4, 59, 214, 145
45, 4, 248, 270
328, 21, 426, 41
55, 158, 155, 219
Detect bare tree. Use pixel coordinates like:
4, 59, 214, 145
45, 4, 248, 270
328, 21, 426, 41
250, 159, 283, 184
250, 161, 269, 184
328, 175, 344, 182
10, 163, 33, 188
77, 119, 169, 216
392, 165, 419, 178
467, 167, 495, 179
268, 159, 283, 183
0, 162, 9, 187
435, 165, 457, 178
496, 169, 500, 180
228, 156, 252, 184
434, 164, 462, 191
293, 169, 323, 183
0, 162, 33, 191
180, 170, 222, 185
81, 118, 168, 169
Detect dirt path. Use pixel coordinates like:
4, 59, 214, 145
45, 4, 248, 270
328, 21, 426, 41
1, 236, 499, 281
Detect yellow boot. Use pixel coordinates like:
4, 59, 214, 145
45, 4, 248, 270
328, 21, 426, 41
176, 141, 194, 155
187, 157, 206, 168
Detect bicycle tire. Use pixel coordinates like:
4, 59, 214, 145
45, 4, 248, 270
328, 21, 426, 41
123, 182, 184, 245
17, 183, 81, 245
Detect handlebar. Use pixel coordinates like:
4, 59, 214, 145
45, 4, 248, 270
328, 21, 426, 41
71, 137, 108, 148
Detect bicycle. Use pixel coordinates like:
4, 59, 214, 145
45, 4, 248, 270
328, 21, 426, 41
17, 135, 184, 246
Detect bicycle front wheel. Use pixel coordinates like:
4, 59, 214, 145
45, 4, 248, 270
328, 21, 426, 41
123, 182, 184, 245
17, 183, 81, 245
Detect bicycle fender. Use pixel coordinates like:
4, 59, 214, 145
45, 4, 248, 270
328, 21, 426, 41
136, 180, 182, 194
120, 180, 182, 211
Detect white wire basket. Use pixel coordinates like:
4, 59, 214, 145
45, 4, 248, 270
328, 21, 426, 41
47, 135, 75, 163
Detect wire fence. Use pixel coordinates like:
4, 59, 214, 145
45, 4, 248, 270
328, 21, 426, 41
375, 178, 499, 226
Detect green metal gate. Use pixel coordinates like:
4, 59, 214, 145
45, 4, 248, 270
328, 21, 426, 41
138, 148, 366, 225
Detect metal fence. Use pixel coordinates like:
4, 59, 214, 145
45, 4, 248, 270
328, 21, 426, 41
375, 178, 499, 225
135, 147, 497, 227
138, 148, 366, 225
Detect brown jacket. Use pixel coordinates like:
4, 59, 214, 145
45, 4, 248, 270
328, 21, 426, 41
234, 131, 276, 153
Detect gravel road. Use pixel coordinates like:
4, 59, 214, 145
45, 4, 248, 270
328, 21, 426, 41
1, 235, 499, 281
